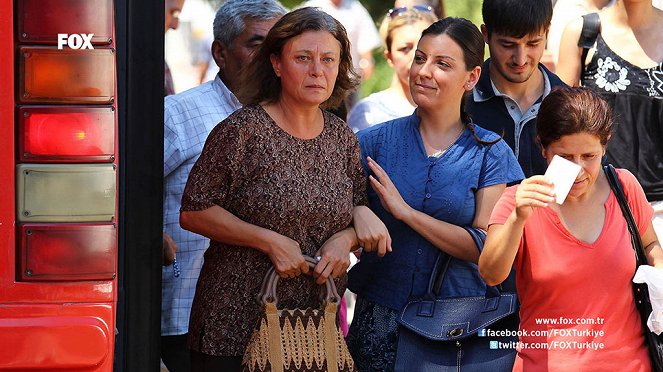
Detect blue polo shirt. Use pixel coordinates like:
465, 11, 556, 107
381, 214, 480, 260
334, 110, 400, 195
465, 59, 567, 177
348, 113, 524, 310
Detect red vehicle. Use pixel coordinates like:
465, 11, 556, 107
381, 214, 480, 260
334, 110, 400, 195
0, 0, 162, 370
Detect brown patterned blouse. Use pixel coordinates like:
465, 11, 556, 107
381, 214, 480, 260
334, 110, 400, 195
181, 104, 366, 356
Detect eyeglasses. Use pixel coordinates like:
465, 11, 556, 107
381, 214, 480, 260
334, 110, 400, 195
387, 5, 433, 18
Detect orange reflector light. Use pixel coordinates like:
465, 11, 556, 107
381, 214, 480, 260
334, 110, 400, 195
18, 107, 115, 162
18, 224, 117, 281
19, 47, 115, 104
17, 0, 114, 45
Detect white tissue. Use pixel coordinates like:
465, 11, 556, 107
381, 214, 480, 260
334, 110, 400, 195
544, 155, 582, 204
633, 265, 663, 335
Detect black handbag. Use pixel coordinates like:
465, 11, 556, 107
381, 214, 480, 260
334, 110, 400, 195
394, 227, 518, 372
604, 164, 663, 372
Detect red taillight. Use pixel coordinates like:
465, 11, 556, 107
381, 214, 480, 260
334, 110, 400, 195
18, 224, 117, 281
13, 0, 118, 289
18, 107, 115, 162
17, 0, 114, 45
18, 47, 115, 104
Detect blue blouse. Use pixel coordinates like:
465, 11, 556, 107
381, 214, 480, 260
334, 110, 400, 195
348, 113, 524, 310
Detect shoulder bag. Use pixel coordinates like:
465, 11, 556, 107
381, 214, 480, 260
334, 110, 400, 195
394, 227, 519, 372
241, 256, 355, 372
604, 164, 663, 372
578, 13, 601, 73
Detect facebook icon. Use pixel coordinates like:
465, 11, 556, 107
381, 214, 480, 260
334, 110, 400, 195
478, 328, 486, 337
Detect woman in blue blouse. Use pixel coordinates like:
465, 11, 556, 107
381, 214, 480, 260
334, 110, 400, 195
346, 18, 524, 371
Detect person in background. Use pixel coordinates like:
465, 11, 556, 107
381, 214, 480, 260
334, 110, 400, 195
179, 7, 389, 371
347, 7, 437, 133
479, 86, 663, 371
556, 0, 663, 239
546, 0, 613, 67
394, 0, 445, 18
299, 0, 381, 111
466, 0, 566, 178
165, 0, 185, 96
346, 17, 523, 371
162, 1, 287, 371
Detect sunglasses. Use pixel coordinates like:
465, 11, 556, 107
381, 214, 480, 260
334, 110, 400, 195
387, 5, 434, 18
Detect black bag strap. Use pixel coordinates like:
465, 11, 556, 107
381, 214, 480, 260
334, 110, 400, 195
603, 166, 663, 372
427, 249, 452, 298
603, 164, 648, 266
578, 13, 601, 74
426, 226, 500, 299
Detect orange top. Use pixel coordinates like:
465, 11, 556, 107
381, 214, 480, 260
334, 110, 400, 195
489, 169, 653, 372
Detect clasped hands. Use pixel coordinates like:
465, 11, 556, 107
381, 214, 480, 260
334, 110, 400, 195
267, 223, 389, 285
266, 156, 412, 284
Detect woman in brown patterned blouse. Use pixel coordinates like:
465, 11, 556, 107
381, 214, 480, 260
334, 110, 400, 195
179, 7, 390, 371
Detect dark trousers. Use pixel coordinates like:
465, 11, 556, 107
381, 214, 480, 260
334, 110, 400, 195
190, 350, 242, 372
161, 334, 191, 372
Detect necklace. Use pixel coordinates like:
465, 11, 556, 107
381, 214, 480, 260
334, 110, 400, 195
426, 125, 465, 158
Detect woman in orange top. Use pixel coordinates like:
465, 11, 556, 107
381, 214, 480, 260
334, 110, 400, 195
479, 86, 663, 371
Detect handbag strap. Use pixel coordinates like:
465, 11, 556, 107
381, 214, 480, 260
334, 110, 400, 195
258, 255, 342, 306
426, 226, 500, 298
578, 12, 601, 74
603, 164, 648, 267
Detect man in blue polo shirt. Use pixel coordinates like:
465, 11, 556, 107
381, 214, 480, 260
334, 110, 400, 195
466, 0, 566, 177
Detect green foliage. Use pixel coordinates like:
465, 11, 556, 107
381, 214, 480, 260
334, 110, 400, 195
445, 0, 483, 25
281, 0, 302, 8
359, 50, 392, 98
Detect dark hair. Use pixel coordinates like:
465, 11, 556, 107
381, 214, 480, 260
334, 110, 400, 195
421, 17, 496, 144
482, 0, 552, 38
236, 7, 360, 109
537, 86, 613, 148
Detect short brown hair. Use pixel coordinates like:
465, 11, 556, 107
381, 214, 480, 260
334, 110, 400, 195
537, 86, 613, 148
236, 7, 360, 110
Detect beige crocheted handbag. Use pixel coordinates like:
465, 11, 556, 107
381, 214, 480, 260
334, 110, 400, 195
241, 256, 355, 372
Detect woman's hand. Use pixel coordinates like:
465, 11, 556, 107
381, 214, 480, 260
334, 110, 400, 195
367, 156, 413, 221
313, 228, 355, 285
352, 206, 392, 257
180, 205, 310, 278
265, 233, 309, 279
163, 232, 178, 266
514, 175, 556, 220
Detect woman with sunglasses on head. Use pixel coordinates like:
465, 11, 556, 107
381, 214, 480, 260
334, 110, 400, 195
347, 6, 437, 133
395, 0, 445, 18
346, 17, 523, 371
479, 86, 663, 371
